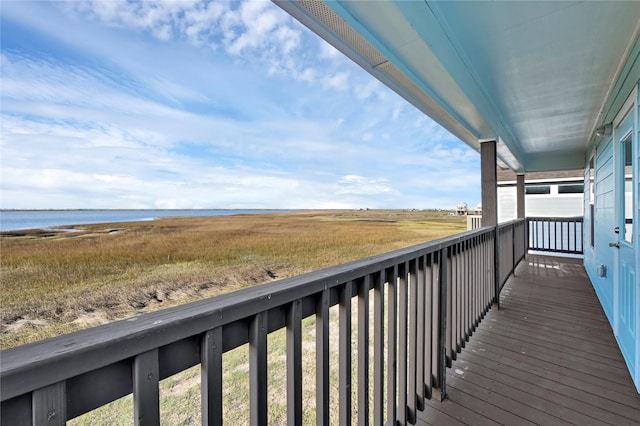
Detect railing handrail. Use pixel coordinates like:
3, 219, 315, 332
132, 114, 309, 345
497, 218, 525, 228
527, 216, 584, 221
1, 225, 495, 403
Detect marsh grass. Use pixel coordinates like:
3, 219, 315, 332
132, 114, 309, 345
1, 210, 463, 348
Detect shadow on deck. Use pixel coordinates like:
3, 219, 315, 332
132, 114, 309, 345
419, 255, 640, 426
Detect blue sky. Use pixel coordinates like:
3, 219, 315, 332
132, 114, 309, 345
0, 0, 480, 210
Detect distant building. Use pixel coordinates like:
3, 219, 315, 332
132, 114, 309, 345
497, 168, 584, 223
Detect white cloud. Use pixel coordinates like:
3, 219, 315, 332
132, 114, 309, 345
0, 0, 481, 210
322, 72, 350, 91
355, 79, 383, 101
318, 41, 342, 60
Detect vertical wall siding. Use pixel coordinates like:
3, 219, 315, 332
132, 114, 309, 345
592, 137, 615, 324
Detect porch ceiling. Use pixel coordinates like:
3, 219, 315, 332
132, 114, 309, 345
276, 1, 640, 173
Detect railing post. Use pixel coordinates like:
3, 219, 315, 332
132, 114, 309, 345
524, 219, 527, 259
32, 381, 66, 426
397, 263, 408, 424
133, 349, 160, 426
436, 248, 448, 401
201, 328, 223, 426
373, 271, 385, 426
287, 300, 303, 426
494, 225, 500, 309
249, 312, 267, 426
357, 276, 370, 426
339, 283, 352, 426
386, 266, 398, 424
407, 259, 418, 423
317, 289, 330, 426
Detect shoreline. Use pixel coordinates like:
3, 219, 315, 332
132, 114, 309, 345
0, 208, 299, 233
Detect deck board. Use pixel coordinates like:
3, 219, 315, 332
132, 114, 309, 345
417, 255, 640, 426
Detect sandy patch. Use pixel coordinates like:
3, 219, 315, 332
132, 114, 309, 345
4, 318, 49, 333
72, 310, 110, 328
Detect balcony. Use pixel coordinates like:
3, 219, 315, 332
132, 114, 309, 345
2, 217, 639, 425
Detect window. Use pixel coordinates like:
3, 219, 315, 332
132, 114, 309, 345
558, 184, 584, 194
589, 156, 595, 204
525, 185, 550, 195
622, 133, 633, 243
589, 155, 595, 247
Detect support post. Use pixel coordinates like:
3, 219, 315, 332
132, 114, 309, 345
517, 174, 527, 261
516, 174, 525, 219
481, 141, 498, 228
481, 141, 499, 309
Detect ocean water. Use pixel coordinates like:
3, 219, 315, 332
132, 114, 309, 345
0, 210, 291, 232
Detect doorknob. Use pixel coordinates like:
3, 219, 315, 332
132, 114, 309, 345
609, 242, 620, 248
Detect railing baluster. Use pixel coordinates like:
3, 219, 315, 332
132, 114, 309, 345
201, 328, 223, 426
287, 300, 303, 426
463, 240, 470, 342
397, 262, 408, 425
339, 282, 352, 426
133, 349, 160, 426
437, 248, 448, 401
480, 234, 485, 317
249, 312, 267, 426
451, 245, 458, 358
407, 259, 418, 424
464, 241, 468, 340
430, 254, 440, 390
32, 381, 66, 426
373, 271, 384, 426
358, 276, 370, 426
424, 254, 433, 400
446, 248, 453, 367
491, 231, 496, 307
416, 256, 425, 411
386, 266, 398, 423
486, 233, 491, 312
317, 289, 330, 426
473, 237, 479, 326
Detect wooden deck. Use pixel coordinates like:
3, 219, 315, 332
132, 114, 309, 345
418, 255, 640, 426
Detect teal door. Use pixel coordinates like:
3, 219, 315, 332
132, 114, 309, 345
614, 96, 636, 383
595, 137, 615, 319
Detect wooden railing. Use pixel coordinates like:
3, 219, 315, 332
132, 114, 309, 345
527, 216, 584, 255
1, 225, 521, 425
497, 219, 527, 290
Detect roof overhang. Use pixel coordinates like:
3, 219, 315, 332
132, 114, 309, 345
275, 1, 640, 173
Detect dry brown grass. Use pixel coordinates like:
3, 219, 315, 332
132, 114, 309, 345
0, 210, 464, 348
